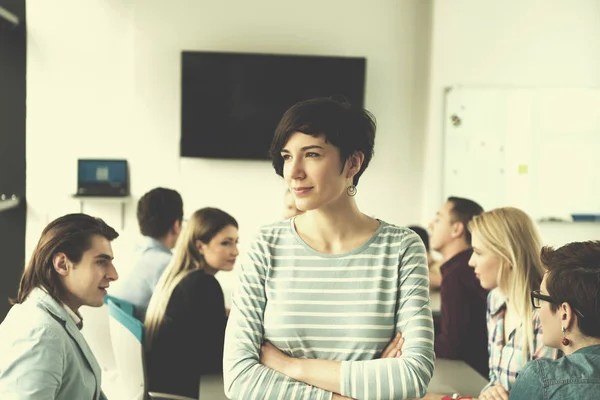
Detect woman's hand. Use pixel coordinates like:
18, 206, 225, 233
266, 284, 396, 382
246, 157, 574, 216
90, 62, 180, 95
379, 332, 404, 358
260, 341, 295, 376
479, 383, 508, 400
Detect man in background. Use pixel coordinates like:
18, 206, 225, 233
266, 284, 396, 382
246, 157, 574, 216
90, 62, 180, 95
429, 196, 488, 377
110, 187, 183, 321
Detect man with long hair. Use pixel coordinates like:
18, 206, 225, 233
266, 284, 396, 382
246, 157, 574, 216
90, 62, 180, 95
0, 213, 119, 399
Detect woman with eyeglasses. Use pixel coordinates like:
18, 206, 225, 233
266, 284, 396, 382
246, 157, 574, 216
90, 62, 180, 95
465, 207, 559, 400
509, 241, 600, 399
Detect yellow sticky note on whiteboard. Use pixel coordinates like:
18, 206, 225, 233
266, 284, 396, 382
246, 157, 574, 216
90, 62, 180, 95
518, 164, 529, 175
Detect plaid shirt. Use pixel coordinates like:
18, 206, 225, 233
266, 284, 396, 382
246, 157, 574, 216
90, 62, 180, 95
482, 289, 560, 394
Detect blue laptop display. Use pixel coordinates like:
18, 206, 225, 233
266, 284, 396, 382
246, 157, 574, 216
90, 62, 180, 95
76, 159, 129, 197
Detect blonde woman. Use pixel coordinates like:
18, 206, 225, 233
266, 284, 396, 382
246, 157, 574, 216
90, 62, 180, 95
467, 207, 560, 400
144, 207, 239, 398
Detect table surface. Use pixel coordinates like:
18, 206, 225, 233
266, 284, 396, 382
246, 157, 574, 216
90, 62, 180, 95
199, 374, 227, 399
428, 358, 489, 397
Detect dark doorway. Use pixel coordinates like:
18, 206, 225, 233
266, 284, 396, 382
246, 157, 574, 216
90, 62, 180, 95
0, 0, 26, 321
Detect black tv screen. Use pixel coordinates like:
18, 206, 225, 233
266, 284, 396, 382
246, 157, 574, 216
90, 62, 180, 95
181, 51, 366, 160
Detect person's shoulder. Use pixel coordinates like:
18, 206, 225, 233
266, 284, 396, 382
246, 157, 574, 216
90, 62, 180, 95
136, 242, 172, 266
375, 222, 428, 272
251, 219, 295, 248
374, 220, 420, 243
512, 359, 544, 395
518, 355, 574, 383
188, 270, 225, 296
543, 350, 600, 380
519, 357, 544, 377
179, 269, 218, 288
258, 219, 292, 235
0, 302, 65, 348
172, 270, 224, 308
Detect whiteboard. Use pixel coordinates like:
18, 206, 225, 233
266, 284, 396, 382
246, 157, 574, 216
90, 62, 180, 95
443, 86, 600, 220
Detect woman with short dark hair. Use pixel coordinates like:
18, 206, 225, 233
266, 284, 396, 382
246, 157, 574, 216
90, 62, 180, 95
224, 97, 434, 399
510, 241, 600, 399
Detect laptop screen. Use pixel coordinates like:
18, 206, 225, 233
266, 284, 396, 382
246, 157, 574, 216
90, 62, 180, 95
78, 160, 127, 184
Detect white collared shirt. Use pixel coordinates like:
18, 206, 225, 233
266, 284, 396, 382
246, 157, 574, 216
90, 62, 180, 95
62, 304, 83, 330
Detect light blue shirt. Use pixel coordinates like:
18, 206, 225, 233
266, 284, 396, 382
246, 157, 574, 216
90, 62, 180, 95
110, 236, 172, 321
0, 288, 106, 400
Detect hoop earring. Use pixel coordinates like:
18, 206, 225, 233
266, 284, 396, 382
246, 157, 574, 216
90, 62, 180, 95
561, 326, 570, 346
347, 185, 357, 197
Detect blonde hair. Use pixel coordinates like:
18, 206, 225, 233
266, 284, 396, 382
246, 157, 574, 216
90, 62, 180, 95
468, 207, 545, 362
144, 207, 238, 348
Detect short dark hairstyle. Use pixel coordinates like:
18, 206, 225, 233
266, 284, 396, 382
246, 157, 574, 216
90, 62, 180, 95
542, 241, 600, 338
447, 196, 483, 245
269, 97, 376, 186
408, 225, 429, 252
12, 213, 118, 305
137, 188, 183, 238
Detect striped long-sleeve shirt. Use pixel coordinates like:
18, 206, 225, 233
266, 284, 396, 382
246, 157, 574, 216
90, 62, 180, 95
223, 219, 435, 400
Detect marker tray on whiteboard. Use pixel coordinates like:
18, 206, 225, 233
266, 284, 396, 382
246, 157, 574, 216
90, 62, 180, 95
571, 214, 600, 222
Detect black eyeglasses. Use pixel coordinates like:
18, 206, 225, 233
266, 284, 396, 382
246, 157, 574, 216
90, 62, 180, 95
530, 290, 585, 319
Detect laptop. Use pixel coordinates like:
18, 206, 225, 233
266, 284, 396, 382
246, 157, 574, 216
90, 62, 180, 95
76, 159, 129, 197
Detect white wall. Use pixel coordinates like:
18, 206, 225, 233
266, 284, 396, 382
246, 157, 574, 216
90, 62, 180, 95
26, 0, 432, 289
26, 0, 137, 263
422, 0, 600, 244
27, 0, 599, 271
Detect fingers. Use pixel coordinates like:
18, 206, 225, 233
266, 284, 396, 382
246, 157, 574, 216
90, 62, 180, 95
381, 332, 404, 358
492, 383, 509, 400
381, 333, 400, 358
480, 384, 508, 400
497, 385, 509, 400
389, 332, 402, 356
396, 336, 405, 357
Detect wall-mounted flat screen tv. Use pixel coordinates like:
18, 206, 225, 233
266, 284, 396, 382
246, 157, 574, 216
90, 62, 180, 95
181, 51, 366, 160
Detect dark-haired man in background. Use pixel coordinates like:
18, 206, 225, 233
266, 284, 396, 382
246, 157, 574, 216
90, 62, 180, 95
429, 196, 488, 377
110, 187, 183, 321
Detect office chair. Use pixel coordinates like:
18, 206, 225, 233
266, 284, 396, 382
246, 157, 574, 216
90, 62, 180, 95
106, 298, 196, 400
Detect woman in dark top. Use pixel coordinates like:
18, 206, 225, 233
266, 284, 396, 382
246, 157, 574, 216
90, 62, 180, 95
144, 207, 239, 398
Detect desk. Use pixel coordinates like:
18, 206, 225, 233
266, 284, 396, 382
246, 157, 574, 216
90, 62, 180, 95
428, 358, 488, 397
199, 374, 227, 400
